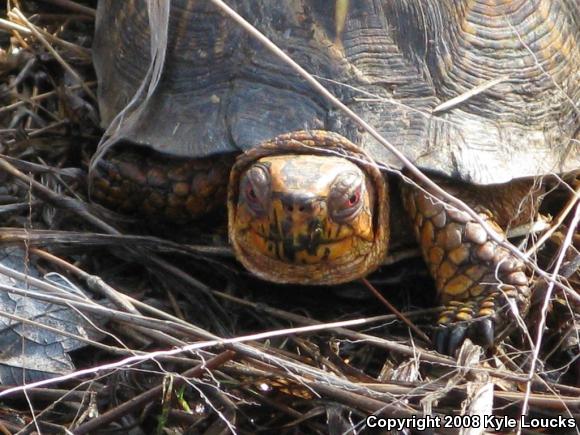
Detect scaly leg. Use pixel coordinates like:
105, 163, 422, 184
400, 177, 537, 355
91, 147, 234, 223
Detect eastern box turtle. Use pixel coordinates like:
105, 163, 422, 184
91, 0, 580, 354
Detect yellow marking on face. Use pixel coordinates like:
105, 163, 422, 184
233, 154, 375, 267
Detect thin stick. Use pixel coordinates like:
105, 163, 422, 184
0, 317, 393, 398
1, 16, 91, 59
36, 0, 96, 17
0, 157, 119, 234
525, 183, 580, 257
361, 278, 431, 344
10, 9, 96, 101
0, 17, 29, 34
521, 202, 580, 418
433, 76, 510, 113
71, 350, 236, 435
0, 81, 97, 115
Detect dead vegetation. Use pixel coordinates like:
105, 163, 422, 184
0, 1, 577, 434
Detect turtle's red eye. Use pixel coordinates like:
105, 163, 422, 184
347, 189, 360, 207
240, 164, 271, 216
246, 185, 258, 202
328, 171, 365, 223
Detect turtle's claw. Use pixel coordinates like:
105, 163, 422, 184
434, 316, 496, 356
433, 326, 449, 354
433, 322, 469, 356
448, 323, 468, 355
469, 317, 494, 348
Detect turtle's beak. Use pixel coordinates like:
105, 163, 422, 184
267, 193, 325, 263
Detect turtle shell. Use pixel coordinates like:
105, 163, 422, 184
93, 0, 580, 184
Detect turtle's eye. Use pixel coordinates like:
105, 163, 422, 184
347, 188, 361, 207
328, 171, 365, 223
240, 164, 271, 216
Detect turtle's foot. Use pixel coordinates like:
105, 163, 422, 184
433, 290, 521, 355
400, 179, 533, 356
433, 246, 530, 355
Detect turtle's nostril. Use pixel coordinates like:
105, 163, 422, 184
282, 194, 313, 214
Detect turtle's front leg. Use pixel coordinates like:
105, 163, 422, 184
400, 178, 533, 355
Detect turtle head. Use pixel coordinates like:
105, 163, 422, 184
228, 131, 389, 285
